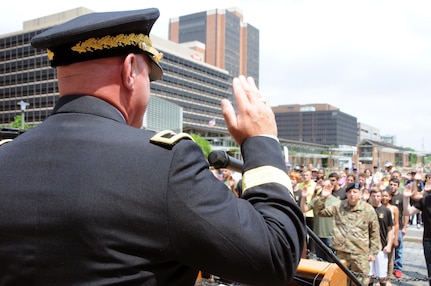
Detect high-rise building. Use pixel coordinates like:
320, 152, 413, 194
273, 104, 358, 147
0, 7, 232, 139
169, 7, 259, 85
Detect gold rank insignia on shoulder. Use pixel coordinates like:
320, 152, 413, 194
150, 130, 194, 149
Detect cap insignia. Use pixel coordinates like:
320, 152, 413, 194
47, 33, 163, 63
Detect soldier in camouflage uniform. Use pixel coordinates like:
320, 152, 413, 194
315, 182, 382, 286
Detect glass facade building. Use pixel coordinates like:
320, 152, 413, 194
274, 104, 358, 147
169, 7, 259, 85
0, 9, 232, 138
150, 37, 231, 135
0, 29, 57, 125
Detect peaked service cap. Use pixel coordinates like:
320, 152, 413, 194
30, 8, 163, 81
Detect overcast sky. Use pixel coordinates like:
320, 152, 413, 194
1, 0, 430, 152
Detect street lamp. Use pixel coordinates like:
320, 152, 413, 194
17, 100, 30, 130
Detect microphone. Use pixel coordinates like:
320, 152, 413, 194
208, 150, 243, 173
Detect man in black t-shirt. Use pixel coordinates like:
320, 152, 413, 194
328, 172, 346, 200
388, 178, 409, 279
369, 188, 394, 286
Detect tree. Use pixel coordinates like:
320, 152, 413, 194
9, 115, 31, 130
406, 147, 418, 166
191, 134, 212, 158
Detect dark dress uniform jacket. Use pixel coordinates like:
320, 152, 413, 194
0, 95, 305, 286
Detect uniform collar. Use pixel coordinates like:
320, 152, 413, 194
52, 94, 126, 124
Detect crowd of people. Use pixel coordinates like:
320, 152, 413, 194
209, 160, 431, 286
208, 161, 431, 286
287, 162, 430, 286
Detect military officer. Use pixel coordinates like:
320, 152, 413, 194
315, 182, 381, 285
0, 7, 305, 286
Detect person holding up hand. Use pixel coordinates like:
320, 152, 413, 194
300, 179, 339, 262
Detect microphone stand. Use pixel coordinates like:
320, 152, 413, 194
306, 225, 362, 286
208, 151, 362, 286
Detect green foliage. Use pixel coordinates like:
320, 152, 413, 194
9, 115, 31, 130
410, 153, 418, 165
191, 134, 212, 158
424, 156, 431, 166
410, 154, 418, 165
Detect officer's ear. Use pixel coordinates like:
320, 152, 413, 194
122, 53, 138, 91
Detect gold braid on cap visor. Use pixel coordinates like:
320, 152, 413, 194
46, 33, 163, 62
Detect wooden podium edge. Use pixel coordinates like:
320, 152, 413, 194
290, 258, 347, 286
196, 258, 348, 286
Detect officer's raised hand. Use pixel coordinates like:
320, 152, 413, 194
221, 75, 276, 145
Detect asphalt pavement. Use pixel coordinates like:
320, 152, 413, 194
394, 225, 429, 286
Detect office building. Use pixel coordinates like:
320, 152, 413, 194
273, 103, 358, 147
357, 122, 381, 143
144, 96, 183, 133
169, 7, 259, 84
0, 7, 232, 139
381, 135, 397, 146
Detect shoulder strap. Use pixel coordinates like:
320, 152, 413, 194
150, 130, 194, 150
